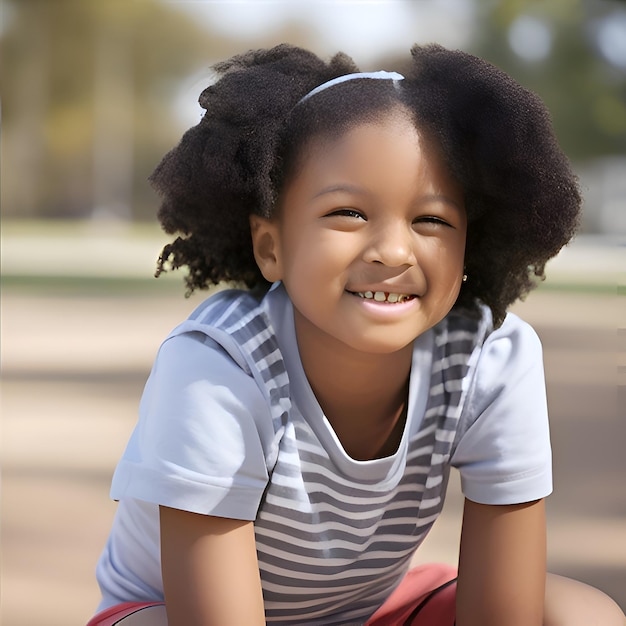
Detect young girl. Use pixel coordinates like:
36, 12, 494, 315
88, 44, 625, 625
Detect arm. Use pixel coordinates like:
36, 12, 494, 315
160, 506, 266, 626
456, 498, 546, 626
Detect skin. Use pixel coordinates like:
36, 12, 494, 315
118, 110, 626, 626
457, 499, 547, 625
159, 509, 265, 626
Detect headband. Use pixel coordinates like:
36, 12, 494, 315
298, 70, 405, 104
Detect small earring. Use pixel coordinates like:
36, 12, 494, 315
462, 273, 468, 283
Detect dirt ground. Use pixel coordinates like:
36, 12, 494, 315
2, 287, 625, 625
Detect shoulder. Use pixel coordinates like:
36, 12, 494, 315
439, 305, 542, 372
147, 331, 273, 441
450, 309, 551, 504
147, 287, 277, 412
473, 310, 544, 391
166, 287, 273, 372
449, 306, 545, 419
154, 285, 291, 422
182, 287, 266, 339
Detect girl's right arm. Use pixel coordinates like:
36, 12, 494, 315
160, 506, 266, 626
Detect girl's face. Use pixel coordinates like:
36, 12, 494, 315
251, 111, 467, 357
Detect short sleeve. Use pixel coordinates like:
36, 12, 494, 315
450, 313, 552, 505
110, 332, 275, 520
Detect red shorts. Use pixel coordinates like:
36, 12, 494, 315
85, 601, 165, 626
366, 563, 457, 625
87, 563, 456, 625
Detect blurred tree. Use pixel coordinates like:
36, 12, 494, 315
1, 0, 230, 220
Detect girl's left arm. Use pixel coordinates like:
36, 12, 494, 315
456, 497, 546, 626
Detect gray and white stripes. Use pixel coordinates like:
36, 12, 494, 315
185, 290, 485, 625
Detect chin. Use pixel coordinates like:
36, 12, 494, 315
345, 335, 418, 356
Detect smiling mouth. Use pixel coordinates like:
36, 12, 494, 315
351, 290, 416, 303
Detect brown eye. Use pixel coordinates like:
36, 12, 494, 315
329, 209, 367, 220
414, 216, 452, 227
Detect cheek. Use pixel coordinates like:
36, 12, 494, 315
448, 228, 467, 270
283, 230, 351, 274
424, 234, 466, 272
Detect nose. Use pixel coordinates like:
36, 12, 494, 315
362, 220, 418, 267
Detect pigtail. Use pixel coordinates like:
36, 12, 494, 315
151, 44, 358, 293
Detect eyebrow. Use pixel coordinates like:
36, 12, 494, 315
312, 184, 368, 199
313, 186, 463, 212
419, 193, 464, 211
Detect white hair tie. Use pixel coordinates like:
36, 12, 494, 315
298, 71, 404, 104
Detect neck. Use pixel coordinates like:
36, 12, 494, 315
294, 310, 414, 460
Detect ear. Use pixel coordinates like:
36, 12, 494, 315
249, 214, 282, 283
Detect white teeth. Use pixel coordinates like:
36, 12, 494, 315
356, 291, 412, 303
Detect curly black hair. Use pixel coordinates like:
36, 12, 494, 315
151, 43, 580, 326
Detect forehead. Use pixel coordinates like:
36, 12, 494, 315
288, 107, 418, 177
304, 111, 419, 170
281, 112, 463, 209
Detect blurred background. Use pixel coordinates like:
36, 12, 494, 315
2, 0, 625, 624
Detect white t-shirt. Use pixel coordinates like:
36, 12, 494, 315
95, 283, 552, 624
